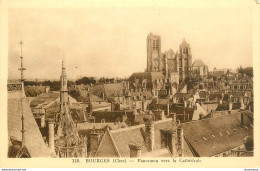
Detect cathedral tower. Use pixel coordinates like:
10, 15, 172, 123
178, 39, 192, 81
147, 33, 163, 72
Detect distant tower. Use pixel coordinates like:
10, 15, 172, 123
147, 33, 162, 72
56, 59, 69, 137
55, 60, 87, 158
178, 39, 192, 82
60, 59, 68, 114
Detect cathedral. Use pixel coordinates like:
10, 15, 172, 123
147, 33, 193, 83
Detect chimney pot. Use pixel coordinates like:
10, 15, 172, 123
47, 120, 55, 154
129, 144, 142, 158
145, 120, 154, 152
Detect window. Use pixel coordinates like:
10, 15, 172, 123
211, 134, 216, 138
203, 137, 207, 141
233, 129, 237, 132
226, 131, 230, 135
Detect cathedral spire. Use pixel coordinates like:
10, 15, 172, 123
21, 99, 26, 147
18, 41, 26, 96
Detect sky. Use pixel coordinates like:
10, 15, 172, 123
8, 6, 253, 80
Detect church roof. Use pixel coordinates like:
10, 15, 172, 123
192, 59, 206, 67
180, 39, 190, 48
8, 91, 52, 157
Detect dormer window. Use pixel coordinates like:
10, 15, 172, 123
245, 126, 248, 130
203, 137, 207, 141
219, 133, 223, 136
211, 134, 216, 138
226, 131, 230, 135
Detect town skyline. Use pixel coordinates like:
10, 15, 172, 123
8, 7, 252, 80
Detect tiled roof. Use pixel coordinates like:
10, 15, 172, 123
192, 59, 206, 67
199, 91, 208, 99
78, 89, 105, 103
109, 118, 176, 157
208, 93, 222, 101
169, 107, 194, 122
91, 111, 135, 123
77, 122, 128, 131
174, 93, 192, 100
181, 112, 253, 157
24, 86, 49, 97
30, 92, 60, 107
103, 83, 124, 97
128, 72, 166, 90
215, 103, 241, 111
8, 91, 51, 157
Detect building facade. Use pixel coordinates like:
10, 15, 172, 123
146, 33, 192, 83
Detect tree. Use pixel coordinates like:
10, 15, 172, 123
75, 77, 96, 85
237, 66, 253, 77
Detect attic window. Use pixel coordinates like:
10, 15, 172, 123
245, 126, 248, 130
219, 133, 223, 136
233, 129, 237, 132
250, 124, 253, 128
226, 131, 230, 135
211, 134, 216, 138
203, 137, 207, 141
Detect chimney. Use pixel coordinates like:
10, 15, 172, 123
241, 113, 244, 128
176, 128, 184, 157
228, 101, 233, 114
145, 120, 154, 151
87, 103, 92, 114
240, 97, 245, 110
183, 100, 187, 108
89, 130, 101, 156
111, 102, 115, 111
199, 113, 203, 120
40, 113, 45, 128
167, 102, 170, 115
45, 87, 50, 93
102, 92, 105, 100
47, 120, 55, 154
129, 144, 142, 158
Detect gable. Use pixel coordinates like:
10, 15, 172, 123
94, 131, 119, 158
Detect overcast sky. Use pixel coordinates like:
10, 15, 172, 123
8, 6, 253, 80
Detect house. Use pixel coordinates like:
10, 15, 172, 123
192, 59, 208, 77
128, 72, 166, 97
93, 118, 177, 157
81, 111, 253, 158
180, 112, 253, 157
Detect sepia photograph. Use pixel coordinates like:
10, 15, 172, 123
1, 0, 260, 169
